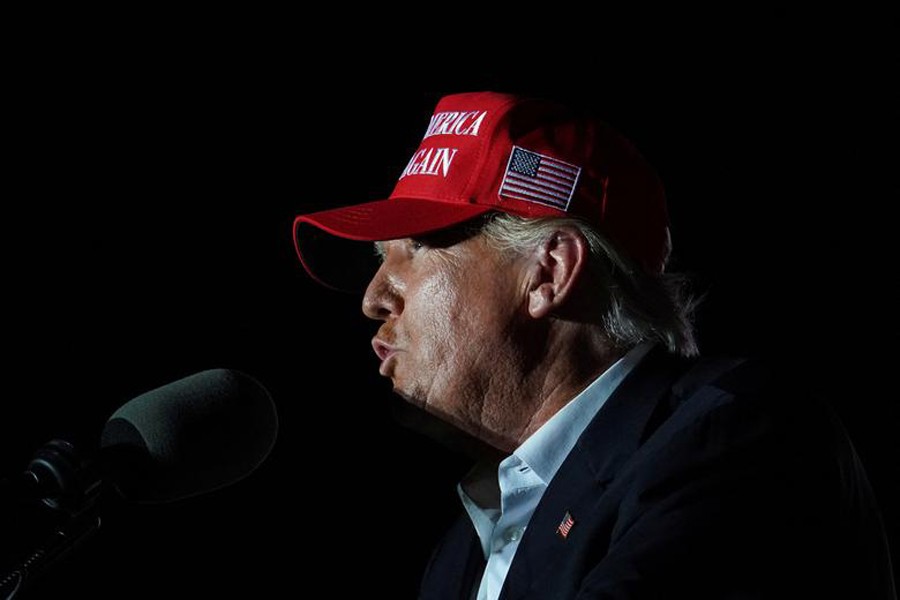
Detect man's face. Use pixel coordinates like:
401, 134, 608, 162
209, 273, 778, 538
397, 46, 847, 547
362, 229, 529, 449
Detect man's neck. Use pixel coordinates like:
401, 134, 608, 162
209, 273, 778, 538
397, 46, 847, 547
512, 333, 626, 446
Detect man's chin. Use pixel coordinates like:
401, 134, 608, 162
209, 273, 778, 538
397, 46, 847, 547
391, 385, 426, 410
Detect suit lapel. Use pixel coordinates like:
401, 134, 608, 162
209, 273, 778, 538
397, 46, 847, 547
419, 513, 486, 600
500, 348, 693, 599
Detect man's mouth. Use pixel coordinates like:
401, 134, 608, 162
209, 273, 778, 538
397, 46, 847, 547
372, 338, 399, 375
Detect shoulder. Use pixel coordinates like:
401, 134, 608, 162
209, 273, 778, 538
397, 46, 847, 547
599, 348, 836, 467
618, 352, 896, 596
669, 352, 833, 430
640, 351, 864, 509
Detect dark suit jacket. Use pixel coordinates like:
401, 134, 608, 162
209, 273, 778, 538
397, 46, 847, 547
419, 349, 896, 599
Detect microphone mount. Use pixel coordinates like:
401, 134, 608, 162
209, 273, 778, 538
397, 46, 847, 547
1, 439, 115, 600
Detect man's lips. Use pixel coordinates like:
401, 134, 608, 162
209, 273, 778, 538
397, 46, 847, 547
372, 338, 399, 375
372, 338, 397, 361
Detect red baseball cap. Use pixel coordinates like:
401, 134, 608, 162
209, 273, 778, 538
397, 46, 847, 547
294, 91, 669, 291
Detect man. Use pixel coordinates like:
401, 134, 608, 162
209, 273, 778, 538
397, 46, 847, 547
292, 92, 895, 598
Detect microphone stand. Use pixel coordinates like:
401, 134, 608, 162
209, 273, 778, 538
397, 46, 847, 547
0, 505, 102, 599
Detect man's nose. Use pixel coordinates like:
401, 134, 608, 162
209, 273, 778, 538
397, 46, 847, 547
362, 262, 402, 321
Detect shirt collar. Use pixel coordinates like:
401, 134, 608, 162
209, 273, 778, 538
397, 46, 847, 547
513, 341, 655, 484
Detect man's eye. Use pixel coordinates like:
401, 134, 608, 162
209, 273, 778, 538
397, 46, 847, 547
409, 239, 425, 252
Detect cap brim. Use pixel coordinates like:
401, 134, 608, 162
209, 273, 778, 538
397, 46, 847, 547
293, 198, 493, 292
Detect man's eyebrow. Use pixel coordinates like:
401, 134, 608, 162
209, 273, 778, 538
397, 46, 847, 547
374, 241, 386, 260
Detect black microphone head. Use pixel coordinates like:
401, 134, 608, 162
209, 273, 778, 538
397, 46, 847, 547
100, 369, 278, 503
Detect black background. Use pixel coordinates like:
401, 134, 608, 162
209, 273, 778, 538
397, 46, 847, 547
2, 17, 897, 597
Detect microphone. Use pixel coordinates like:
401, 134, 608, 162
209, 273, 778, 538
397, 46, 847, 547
4, 368, 279, 508
1, 369, 278, 598
101, 367, 279, 503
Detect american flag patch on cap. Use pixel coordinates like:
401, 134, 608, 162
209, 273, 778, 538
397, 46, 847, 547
499, 146, 582, 210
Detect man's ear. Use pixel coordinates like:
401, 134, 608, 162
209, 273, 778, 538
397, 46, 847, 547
526, 227, 589, 319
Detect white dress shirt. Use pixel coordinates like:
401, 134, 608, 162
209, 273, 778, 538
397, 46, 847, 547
458, 342, 654, 600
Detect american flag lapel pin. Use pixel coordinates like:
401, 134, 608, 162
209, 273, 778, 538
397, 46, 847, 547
556, 511, 576, 540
